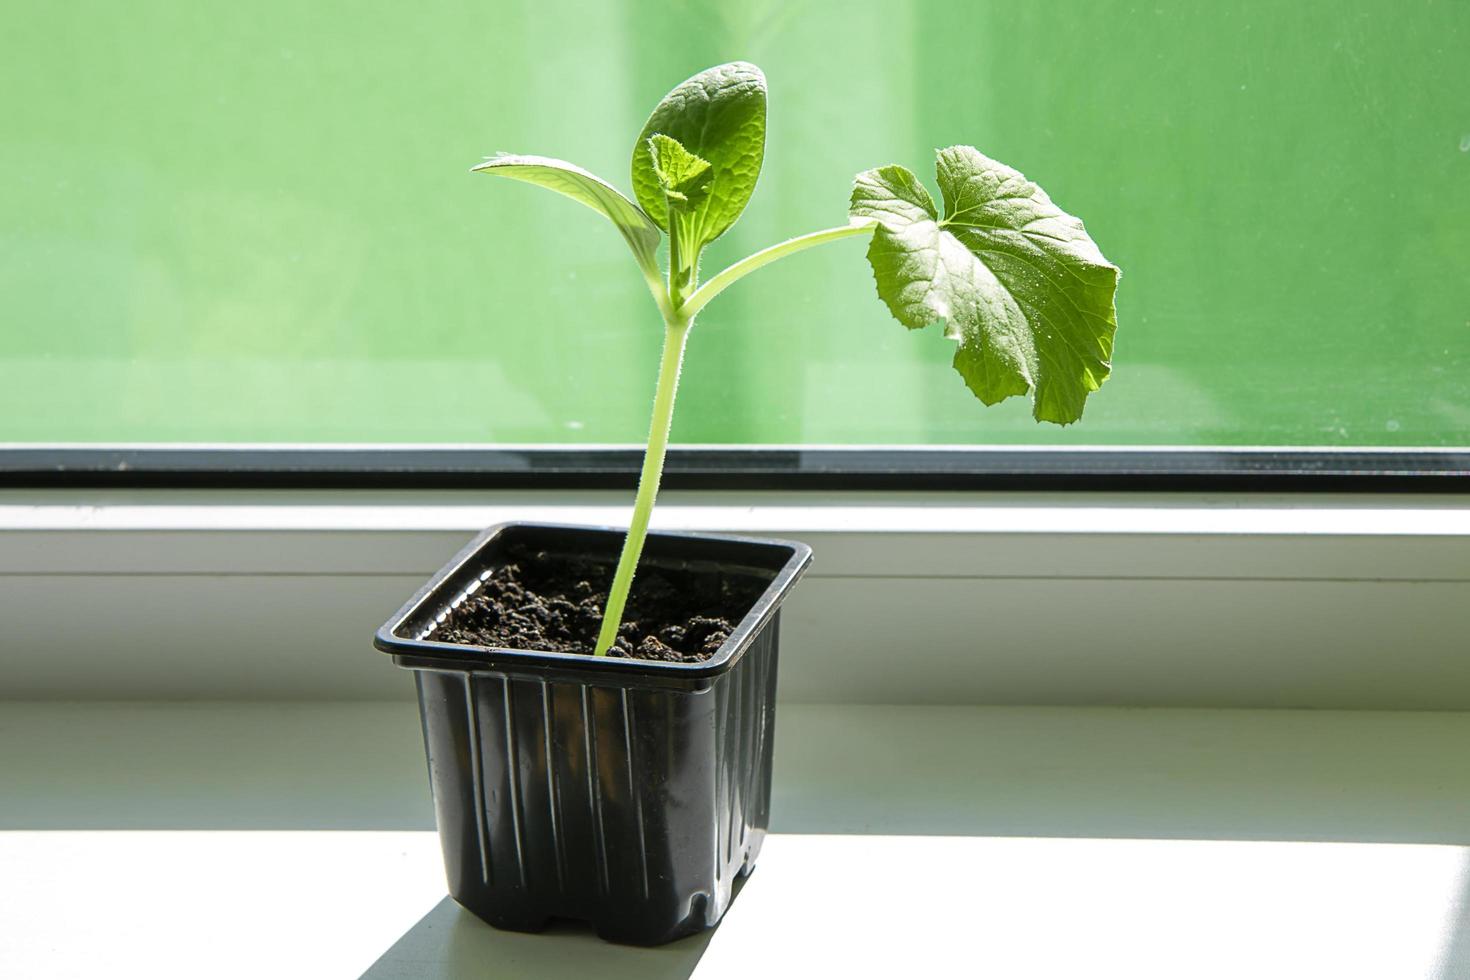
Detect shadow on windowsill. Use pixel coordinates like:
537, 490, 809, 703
360, 887, 740, 980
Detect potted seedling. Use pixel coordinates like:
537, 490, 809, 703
375, 62, 1119, 945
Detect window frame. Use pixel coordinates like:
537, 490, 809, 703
2, 445, 1467, 492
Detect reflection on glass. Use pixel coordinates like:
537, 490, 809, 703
1, 1, 1466, 446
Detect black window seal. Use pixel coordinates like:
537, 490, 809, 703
1, 446, 1466, 492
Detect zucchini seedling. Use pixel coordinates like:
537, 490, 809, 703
473, 62, 1120, 657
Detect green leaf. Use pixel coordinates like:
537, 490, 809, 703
850, 146, 1120, 424
647, 134, 712, 208
471, 153, 662, 278
631, 62, 766, 249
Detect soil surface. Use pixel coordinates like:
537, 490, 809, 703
430, 544, 767, 662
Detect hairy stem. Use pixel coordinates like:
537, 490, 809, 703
592, 221, 874, 657
593, 315, 692, 656
678, 221, 876, 319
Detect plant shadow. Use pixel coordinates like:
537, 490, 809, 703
361, 880, 745, 980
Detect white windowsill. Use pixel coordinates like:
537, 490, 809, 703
2, 488, 1468, 708
3, 701, 1468, 979
6, 487, 1470, 534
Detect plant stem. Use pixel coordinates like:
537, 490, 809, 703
593, 314, 692, 656
591, 221, 873, 656
678, 221, 876, 319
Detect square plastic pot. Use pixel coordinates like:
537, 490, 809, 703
374, 521, 812, 946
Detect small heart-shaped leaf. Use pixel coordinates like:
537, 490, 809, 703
647, 134, 713, 208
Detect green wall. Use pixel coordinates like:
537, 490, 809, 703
2, 0, 1466, 445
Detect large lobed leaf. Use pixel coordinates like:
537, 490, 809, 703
471, 153, 662, 277
850, 146, 1119, 424
631, 62, 766, 250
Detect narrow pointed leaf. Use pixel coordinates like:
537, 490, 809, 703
631, 62, 766, 248
472, 153, 662, 276
850, 146, 1119, 424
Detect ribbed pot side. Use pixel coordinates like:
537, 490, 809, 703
411, 610, 781, 945
377, 523, 809, 946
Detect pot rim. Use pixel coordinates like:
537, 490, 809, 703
374, 520, 812, 679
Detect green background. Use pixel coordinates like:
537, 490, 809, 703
2, 0, 1466, 446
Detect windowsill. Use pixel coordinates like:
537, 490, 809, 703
4, 701, 1469, 978
7, 485, 1470, 534
3, 487, 1469, 709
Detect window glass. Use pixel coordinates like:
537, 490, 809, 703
3, 1, 1466, 446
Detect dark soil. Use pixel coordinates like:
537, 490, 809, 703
430, 544, 768, 663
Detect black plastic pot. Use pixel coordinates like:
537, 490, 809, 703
374, 521, 812, 946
